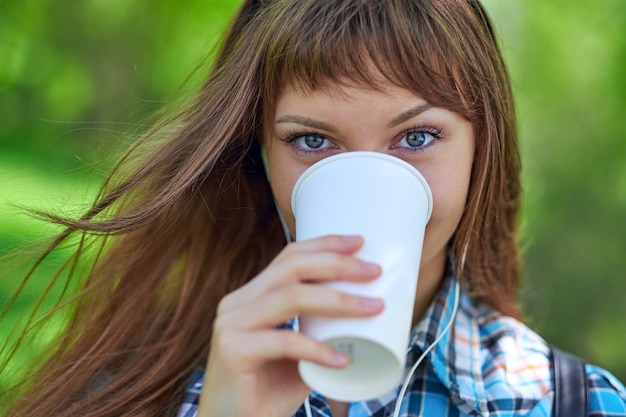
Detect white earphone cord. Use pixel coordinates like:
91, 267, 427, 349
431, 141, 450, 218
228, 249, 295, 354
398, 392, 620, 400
304, 277, 461, 417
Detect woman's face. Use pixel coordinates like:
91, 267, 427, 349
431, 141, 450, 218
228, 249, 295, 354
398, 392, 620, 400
261, 79, 475, 291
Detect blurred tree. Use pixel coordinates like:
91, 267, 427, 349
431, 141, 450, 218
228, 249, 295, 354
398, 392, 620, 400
0, 0, 238, 168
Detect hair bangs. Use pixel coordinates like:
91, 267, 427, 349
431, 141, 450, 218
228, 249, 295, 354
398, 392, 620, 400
259, 0, 477, 119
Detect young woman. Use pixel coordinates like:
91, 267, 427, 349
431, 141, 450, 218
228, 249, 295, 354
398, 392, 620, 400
3, 0, 625, 416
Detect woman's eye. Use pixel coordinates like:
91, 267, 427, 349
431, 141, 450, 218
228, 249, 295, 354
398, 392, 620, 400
397, 129, 440, 149
292, 133, 331, 149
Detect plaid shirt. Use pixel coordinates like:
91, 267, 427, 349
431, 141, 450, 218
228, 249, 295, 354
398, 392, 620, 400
178, 272, 626, 417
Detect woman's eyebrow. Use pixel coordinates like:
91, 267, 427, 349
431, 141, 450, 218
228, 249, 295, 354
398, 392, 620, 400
275, 104, 431, 131
386, 104, 432, 128
275, 115, 336, 132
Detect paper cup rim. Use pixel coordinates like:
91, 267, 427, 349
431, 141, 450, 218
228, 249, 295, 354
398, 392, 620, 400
290, 151, 433, 220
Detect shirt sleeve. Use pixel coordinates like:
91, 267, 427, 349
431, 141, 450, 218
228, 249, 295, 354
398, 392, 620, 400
587, 364, 626, 416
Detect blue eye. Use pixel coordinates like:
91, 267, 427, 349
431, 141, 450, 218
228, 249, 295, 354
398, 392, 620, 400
299, 133, 327, 149
397, 128, 442, 150
405, 131, 428, 147
283, 132, 333, 152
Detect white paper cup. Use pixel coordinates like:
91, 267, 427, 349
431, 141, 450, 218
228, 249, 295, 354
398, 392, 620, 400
292, 151, 432, 402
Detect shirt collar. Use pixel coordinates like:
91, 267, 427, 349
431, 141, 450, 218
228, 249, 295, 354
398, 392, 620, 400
407, 266, 489, 416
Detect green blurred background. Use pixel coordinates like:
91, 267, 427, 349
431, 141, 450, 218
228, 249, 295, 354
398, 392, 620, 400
1, 0, 625, 392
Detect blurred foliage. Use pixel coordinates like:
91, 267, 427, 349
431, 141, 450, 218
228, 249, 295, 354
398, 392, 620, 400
0, 0, 624, 395
485, 0, 626, 378
0, 0, 240, 398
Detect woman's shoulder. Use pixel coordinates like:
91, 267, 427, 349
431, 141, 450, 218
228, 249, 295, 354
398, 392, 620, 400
470, 302, 626, 415
465, 303, 554, 414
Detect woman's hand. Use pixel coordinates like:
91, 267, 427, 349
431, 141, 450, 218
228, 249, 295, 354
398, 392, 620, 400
198, 235, 383, 417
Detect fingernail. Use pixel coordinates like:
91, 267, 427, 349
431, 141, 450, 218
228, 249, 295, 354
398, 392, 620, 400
332, 351, 350, 366
359, 297, 383, 310
340, 235, 361, 243
360, 261, 380, 272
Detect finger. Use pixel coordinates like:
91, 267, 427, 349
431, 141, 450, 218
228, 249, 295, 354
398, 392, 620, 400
267, 251, 381, 284
216, 330, 351, 371
220, 252, 381, 312
225, 283, 384, 329
274, 235, 365, 261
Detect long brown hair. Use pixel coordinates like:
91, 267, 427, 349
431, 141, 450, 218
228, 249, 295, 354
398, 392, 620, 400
2, 0, 520, 415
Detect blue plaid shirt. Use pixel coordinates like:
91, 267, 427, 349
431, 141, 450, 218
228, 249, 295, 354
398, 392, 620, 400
178, 273, 626, 417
